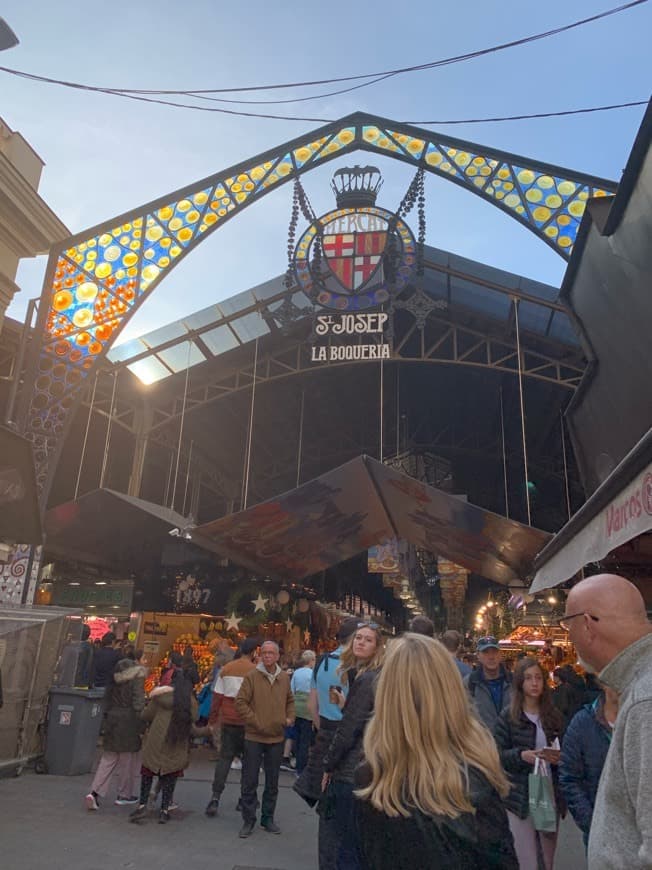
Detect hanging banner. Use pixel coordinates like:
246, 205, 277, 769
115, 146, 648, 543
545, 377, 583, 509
368, 537, 400, 574
311, 313, 391, 363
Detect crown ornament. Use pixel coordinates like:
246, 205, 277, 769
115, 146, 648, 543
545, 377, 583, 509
330, 165, 383, 208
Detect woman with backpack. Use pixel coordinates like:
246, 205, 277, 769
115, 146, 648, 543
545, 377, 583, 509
129, 668, 199, 824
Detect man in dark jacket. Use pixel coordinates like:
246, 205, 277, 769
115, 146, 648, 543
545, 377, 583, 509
559, 688, 618, 847
464, 636, 512, 731
92, 632, 121, 689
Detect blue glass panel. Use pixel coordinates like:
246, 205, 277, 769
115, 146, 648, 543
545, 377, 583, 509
516, 301, 552, 334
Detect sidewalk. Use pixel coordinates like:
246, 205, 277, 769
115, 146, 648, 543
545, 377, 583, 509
0, 747, 318, 870
0, 746, 586, 870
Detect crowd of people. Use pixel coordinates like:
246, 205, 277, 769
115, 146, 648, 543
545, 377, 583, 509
80, 572, 652, 870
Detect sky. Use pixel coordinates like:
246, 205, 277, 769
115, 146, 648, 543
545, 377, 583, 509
2, 0, 650, 345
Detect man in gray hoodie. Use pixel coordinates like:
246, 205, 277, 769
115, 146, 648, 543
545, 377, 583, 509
560, 574, 652, 869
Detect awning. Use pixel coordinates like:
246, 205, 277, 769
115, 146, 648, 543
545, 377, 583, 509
0, 425, 42, 544
192, 455, 550, 585
530, 427, 652, 592
44, 489, 190, 570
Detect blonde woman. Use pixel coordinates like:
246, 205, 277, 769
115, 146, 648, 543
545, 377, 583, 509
355, 633, 517, 869
321, 622, 385, 870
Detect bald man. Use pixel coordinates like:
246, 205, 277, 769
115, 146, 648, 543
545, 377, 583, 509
561, 574, 652, 869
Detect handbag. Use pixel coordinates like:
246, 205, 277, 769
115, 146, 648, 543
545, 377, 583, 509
528, 756, 557, 833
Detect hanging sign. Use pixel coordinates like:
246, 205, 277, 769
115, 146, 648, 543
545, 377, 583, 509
311, 312, 390, 363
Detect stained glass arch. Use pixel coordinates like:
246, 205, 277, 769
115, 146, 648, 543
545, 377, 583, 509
18, 111, 617, 499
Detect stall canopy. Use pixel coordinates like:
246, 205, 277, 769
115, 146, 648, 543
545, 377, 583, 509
44, 488, 190, 570
190, 455, 550, 585
0, 425, 42, 544
530, 427, 652, 592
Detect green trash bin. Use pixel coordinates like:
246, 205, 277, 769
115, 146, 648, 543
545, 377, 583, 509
45, 688, 105, 775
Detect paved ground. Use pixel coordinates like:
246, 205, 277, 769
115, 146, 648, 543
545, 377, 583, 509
0, 747, 587, 870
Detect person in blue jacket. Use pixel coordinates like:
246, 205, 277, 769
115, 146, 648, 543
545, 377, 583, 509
558, 685, 619, 847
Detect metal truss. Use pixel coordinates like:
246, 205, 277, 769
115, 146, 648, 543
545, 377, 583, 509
145, 317, 584, 434
18, 110, 615, 500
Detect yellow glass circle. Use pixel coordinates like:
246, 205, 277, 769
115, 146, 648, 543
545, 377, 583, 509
558, 181, 576, 196
480, 167, 491, 176
83, 260, 94, 271
473, 177, 485, 188
235, 192, 247, 203
204, 212, 217, 225
142, 264, 160, 283
338, 130, 354, 144
95, 263, 112, 279
525, 188, 543, 203
545, 194, 562, 208
455, 152, 470, 166
144, 249, 155, 260
237, 174, 248, 183
557, 214, 571, 227
194, 191, 209, 205
503, 182, 514, 192
170, 245, 182, 258
72, 308, 93, 328
158, 256, 170, 268
230, 182, 242, 193
123, 252, 138, 268
447, 148, 457, 157
160, 237, 171, 248
495, 191, 505, 200
158, 206, 173, 221
186, 210, 200, 223
146, 225, 164, 242
99, 234, 112, 246
177, 227, 193, 242
425, 151, 442, 166
517, 169, 535, 185
250, 166, 265, 180
504, 193, 520, 208
533, 206, 552, 222
168, 217, 183, 232
544, 226, 559, 238
568, 201, 586, 217
363, 128, 379, 141
466, 166, 477, 176
497, 168, 511, 180
294, 147, 311, 162
277, 162, 292, 176
76, 282, 98, 303
127, 266, 138, 277
407, 139, 424, 154
473, 157, 485, 166
558, 235, 572, 248
516, 206, 525, 215
176, 199, 191, 213
537, 176, 555, 189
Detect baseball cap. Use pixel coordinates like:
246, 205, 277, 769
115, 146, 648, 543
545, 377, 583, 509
337, 617, 360, 642
476, 635, 500, 652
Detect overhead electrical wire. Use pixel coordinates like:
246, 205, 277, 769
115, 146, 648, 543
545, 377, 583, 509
0, 0, 648, 123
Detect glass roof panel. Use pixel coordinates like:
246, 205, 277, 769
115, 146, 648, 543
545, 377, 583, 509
548, 311, 579, 344
217, 289, 255, 316
127, 357, 171, 385
157, 340, 207, 372
252, 277, 285, 301
230, 312, 270, 343
449, 276, 511, 319
136, 321, 187, 346
198, 324, 240, 355
448, 253, 520, 291
516, 301, 553, 333
107, 337, 149, 362
182, 305, 224, 331
423, 269, 448, 301
519, 276, 559, 302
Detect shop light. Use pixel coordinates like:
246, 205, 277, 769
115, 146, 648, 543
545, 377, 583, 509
68, 582, 80, 586
547, 595, 558, 605
95, 581, 107, 586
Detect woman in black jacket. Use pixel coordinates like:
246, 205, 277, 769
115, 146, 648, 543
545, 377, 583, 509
354, 633, 517, 870
493, 657, 564, 870
322, 622, 385, 870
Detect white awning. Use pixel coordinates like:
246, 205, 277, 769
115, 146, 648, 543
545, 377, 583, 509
530, 459, 652, 592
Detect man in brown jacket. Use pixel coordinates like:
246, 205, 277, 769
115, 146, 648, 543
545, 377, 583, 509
235, 640, 295, 837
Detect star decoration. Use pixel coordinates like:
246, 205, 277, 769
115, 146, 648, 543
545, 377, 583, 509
225, 612, 242, 632
285, 618, 294, 633
251, 593, 268, 613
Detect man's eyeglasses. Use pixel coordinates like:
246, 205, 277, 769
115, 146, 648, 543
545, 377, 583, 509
557, 612, 600, 631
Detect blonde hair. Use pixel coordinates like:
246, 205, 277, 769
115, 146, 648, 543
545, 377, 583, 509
356, 633, 510, 818
337, 623, 385, 683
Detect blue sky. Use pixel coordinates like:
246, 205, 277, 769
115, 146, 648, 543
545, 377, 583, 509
3, 0, 650, 343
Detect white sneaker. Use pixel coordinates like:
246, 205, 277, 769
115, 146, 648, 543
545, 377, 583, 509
85, 793, 99, 811
231, 758, 242, 770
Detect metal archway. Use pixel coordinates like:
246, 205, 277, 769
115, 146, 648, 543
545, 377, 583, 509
18, 111, 616, 499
